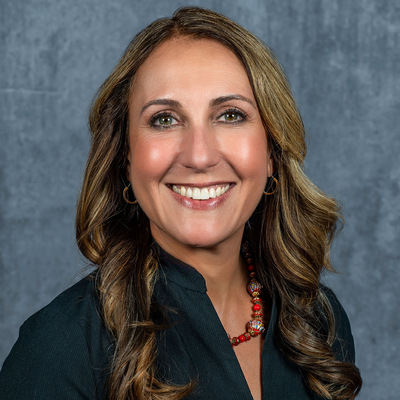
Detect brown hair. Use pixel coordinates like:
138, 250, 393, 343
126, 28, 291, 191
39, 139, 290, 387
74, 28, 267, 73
76, 6, 362, 399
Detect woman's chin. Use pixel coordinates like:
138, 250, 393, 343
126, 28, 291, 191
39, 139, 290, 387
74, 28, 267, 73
157, 228, 240, 252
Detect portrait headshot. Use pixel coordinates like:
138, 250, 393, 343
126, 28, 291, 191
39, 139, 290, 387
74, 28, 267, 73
0, 1, 398, 399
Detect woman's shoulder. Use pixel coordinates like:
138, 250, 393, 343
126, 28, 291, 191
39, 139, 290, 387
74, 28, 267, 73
319, 285, 356, 364
17, 273, 107, 342
29, 273, 102, 325
0, 273, 113, 400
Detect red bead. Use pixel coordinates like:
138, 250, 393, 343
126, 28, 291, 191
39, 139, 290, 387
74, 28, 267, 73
231, 337, 240, 346
238, 335, 246, 343
244, 333, 251, 341
247, 279, 262, 296
248, 264, 255, 271
252, 297, 261, 304
253, 303, 261, 311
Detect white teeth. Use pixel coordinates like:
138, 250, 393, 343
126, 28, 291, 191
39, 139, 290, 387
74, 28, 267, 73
200, 188, 210, 199
192, 188, 201, 199
172, 184, 230, 200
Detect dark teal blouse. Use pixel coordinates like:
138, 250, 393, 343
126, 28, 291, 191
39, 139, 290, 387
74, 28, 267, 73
0, 252, 355, 399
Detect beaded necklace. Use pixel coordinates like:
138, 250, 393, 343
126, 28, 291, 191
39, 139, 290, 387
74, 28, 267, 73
228, 245, 265, 346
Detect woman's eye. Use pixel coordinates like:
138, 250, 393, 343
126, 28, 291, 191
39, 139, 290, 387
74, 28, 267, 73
217, 110, 246, 123
151, 114, 178, 128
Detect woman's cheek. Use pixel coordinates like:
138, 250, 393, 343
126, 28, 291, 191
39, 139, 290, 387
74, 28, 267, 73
131, 136, 178, 179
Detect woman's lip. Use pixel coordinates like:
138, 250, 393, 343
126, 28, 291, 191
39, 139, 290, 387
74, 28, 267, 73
168, 184, 233, 210
166, 182, 233, 188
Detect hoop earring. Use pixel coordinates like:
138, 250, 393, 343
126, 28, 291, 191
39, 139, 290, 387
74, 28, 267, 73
123, 183, 138, 205
263, 176, 279, 196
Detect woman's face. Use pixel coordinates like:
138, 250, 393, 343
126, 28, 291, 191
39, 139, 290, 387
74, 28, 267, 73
127, 37, 272, 251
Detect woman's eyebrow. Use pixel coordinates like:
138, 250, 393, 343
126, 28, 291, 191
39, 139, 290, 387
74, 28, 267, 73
140, 94, 256, 115
210, 95, 256, 109
140, 99, 182, 115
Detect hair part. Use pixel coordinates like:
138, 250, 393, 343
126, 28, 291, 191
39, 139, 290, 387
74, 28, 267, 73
76, 6, 361, 399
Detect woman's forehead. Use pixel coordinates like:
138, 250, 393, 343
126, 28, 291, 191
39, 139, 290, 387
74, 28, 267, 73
130, 37, 255, 106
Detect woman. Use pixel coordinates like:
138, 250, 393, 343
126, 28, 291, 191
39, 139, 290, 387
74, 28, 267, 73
0, 7, 362, 400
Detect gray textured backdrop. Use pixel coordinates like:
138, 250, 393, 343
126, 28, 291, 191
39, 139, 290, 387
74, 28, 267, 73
1, 0, 399, 398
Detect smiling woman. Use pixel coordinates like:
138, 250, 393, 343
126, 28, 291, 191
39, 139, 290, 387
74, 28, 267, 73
128, 38, 270, 252
0, 7, 362, 400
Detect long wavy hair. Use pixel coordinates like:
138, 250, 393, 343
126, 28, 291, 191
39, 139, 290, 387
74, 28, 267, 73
76, 6, 362, 400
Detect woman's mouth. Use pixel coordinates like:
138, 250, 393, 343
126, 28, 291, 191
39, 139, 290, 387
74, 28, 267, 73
170, 184, 231, 200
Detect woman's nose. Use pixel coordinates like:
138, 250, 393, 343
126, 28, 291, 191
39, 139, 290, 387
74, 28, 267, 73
179, 124, 220, 171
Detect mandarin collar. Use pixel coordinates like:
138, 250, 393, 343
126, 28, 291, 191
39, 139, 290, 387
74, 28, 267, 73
156, 244, 208, 293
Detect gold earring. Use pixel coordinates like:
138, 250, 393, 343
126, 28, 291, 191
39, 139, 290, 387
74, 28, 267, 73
123, 183, 138, 205
263, 177, 279, 196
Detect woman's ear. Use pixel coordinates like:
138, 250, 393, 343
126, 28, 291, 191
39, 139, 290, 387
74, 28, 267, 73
267, 150, 274, 177
126, 151, 132, 183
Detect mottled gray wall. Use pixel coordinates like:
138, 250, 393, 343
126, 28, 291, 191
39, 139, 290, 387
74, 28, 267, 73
1, 0, 399, 398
